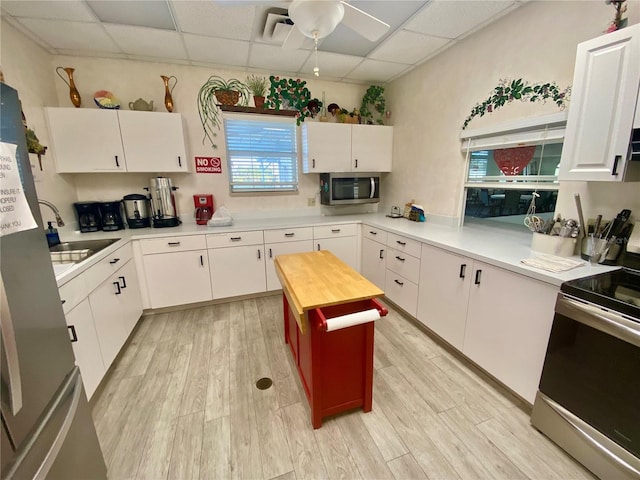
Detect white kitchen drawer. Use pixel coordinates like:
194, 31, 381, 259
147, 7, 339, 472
362, 225, 387, 244
206, 230, 264, 248
314, 223, 358, 239
385, 272, 419, 317
387, 233, 421, 258
140, 235, 206, 254
82, 242, 133, 294
264, 227, 313, 244
58, 274, 89, 314
386, 247, 421, 284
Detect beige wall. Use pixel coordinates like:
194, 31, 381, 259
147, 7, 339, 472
385, 0, 640, 224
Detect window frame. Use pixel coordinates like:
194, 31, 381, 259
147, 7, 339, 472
223, 113, 299, 195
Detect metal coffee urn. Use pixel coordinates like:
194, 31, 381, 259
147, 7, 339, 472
146, 177, 180, 228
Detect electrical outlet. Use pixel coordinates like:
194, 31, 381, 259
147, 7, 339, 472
307, 197, 316, 207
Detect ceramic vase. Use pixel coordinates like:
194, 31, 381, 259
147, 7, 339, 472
161, 75, 177, 112
56, 67, 81, 108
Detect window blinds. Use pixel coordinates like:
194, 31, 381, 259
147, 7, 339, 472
224, 114, 298, 193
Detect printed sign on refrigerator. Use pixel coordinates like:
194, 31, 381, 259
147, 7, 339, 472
195, 156, 222, 173
0, 142, 38, 237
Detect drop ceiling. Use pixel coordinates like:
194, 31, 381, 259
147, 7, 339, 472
1, 0, 525, 84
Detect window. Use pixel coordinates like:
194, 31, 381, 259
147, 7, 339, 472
460, 112, 566, 227
224, 114, 298, 193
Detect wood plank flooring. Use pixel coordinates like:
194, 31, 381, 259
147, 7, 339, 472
91, 294, 595, 480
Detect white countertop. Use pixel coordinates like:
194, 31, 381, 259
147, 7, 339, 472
53, 213, 619, 288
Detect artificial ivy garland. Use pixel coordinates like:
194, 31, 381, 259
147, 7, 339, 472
265, 76, 322, 125
462, 78, 571, 130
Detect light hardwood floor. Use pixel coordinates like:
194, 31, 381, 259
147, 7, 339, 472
91, 294, 595, 480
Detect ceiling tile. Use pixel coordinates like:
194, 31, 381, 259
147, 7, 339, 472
345, 59, 411, 83
172, 1, 256, 41
0, 0, 97, 21
104, 24, 187, 60
87, 0, 175, 30
369, 30, 450, 64
300, 52, 363, 79
183, 34, 250, 67
15, 18, 121, 53
248, 43, 310, 75
404, 0, 516, 39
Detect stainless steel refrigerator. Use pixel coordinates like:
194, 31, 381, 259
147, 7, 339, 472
1, 83, 107, 478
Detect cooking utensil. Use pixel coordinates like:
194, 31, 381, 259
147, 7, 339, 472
574, 194, 586, 238
593, 215, 602, 238
609, 209, 631, 238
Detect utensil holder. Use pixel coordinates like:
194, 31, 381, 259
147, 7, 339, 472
531, 233, 577, 257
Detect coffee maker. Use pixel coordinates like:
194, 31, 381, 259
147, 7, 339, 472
99, 201, 124, 231
74, 202, 102, 232
146, 176, 180, 228
194, 194, 214, 225
122, 194, 151, 228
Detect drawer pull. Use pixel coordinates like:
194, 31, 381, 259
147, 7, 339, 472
113, 281, 122, 295
230, 237, 242, 241
61, 300, 66, 305
394, 279, 404, 286
317, 243, 321, 251
68, 325, 78, 343
369, 231, 377, 235
257, 249, 261, 260
284, 232, 295, 237
178, 156, 182, 167
114, 155, 119, 167
395, 256, 405, 262
396, 240, 406, 246
269, 248, 273, 259
474, 269, 482, 286
168, 242, 181, 246
109, 258, 120, 265
200, 255, 204, 267
459, 264, 466, 279
119, 276, 127, 288
379, 249, 384, 259
331, 229, 341, 233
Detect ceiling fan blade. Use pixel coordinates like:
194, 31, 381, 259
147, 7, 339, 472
282, 24, 307, 49
340, 2, 390, 41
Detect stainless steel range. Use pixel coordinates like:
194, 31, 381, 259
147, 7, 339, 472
531, 222, 640, 479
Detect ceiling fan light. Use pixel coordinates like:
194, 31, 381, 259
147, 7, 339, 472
288, 0, 345, 39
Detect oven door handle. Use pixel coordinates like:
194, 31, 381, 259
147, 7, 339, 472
558, 295, 640, 348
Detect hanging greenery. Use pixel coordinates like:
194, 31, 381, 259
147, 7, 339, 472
360, 85, 386, 125
462, 78, 571, 130
265, 76, 322, 125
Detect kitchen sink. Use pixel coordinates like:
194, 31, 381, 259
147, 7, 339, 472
49, 238, 120, 264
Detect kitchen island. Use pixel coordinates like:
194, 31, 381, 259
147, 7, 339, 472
274, 250, 387, 428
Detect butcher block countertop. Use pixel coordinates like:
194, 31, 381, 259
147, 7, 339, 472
274, 250, 384, 333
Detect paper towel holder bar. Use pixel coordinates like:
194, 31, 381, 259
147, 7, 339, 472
315, 298, 388, 332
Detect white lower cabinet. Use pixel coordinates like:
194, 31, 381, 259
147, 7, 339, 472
417, 244, 472, 350
462, 261, 557, 403
384, 273, 419, 317
314, 224, 358, 270
361, 237, 386, 290
64, 298, 105, 399
384, 233, 420, 316
264, 228, 313, 291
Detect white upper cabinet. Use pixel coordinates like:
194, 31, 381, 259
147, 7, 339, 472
46, 108, 126, 172
117, 111, 188, 172
301, 122, 393, 173
45, 108, 189, 173
559, 24, 640, 181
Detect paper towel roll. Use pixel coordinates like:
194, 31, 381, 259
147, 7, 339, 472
325, 309, 380, 332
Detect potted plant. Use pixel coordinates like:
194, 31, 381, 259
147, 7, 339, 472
245, 74, 268, 108
360, 85, 386, 125
198, 76, 250, 149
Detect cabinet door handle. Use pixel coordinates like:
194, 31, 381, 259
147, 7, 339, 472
284, 232, 295, 237
113, 281, 122, 295
257, 249, 261, 260
355, 158, 358, 168
312, 158, 316, 169
612, 155, 621, 176
168, 242, 181, 246
178, 156, 182, 167
119, 276, 127, 288
369, 231, 377, 235
379, 249, 384, 259
459, 264, 466, 279
395, 255, 405, 262
68, 325, 77, 343
396, 240, 406, 246
109, 258, 120, 265
230, 236, 242, 241
61, 299, 66, 305
114, 155, 119, 167
317, 243, 321, 251
269, 248, 273, 259
394, 279, 404, 286
474, 269, 482, 285
331, 229, 341, 233
200, 255, 204, 267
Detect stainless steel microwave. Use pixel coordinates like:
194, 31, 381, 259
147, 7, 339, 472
320, 173, 380, 206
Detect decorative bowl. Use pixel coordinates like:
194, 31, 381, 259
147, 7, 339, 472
93, 90, 120, 109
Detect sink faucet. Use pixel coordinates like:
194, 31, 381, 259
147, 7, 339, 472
38, 199, 65, 227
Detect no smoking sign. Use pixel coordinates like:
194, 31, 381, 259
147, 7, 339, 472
195, 156, 222, 173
